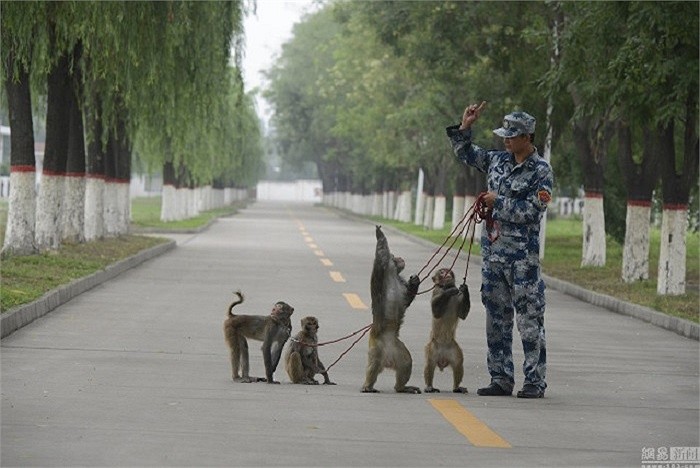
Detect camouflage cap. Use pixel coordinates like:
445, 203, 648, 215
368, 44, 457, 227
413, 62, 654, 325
493, 111, 536, 138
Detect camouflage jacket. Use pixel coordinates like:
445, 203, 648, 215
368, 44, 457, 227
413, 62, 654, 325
446, 125, 554, 263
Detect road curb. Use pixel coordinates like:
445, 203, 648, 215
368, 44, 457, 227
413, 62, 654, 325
1, 240, 176, 339
327, 206, 699, 341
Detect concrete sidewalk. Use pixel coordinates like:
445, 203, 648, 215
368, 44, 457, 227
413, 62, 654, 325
2, 201, 698, 467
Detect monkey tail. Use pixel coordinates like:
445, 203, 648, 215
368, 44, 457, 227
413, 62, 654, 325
228, 290, 244, 316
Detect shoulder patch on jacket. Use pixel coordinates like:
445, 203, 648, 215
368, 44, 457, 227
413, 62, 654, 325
538, 190, 551, 204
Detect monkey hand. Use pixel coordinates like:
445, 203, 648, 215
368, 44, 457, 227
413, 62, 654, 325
408, 275, 420, 289
444, 286, 460, 297
458, 284, 471, 319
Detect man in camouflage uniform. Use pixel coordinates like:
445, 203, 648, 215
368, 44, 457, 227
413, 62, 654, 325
445, 102, 553, 398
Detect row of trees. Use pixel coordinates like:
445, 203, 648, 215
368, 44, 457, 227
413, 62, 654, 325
264, 1, 698, 295
1, 1, 263, 256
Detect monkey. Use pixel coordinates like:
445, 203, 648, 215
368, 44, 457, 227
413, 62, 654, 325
424, 268, 471, 394
362, 225, 421, 394
284, 316, 336, 385
223, 291, 294, 384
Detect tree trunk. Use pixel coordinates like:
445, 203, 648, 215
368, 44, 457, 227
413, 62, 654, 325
572, 115, 611, 267
61, 44, 86, 243
36, 50, 70, 251
656, 107, 699, 294
1, 48, 37, 257
618, 121, 658, 282
84, 94, 105, 241
161, 160, 177, 222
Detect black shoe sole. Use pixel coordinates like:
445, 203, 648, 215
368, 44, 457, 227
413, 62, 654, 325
477, 386, 512, 396
516, 391, 544, 398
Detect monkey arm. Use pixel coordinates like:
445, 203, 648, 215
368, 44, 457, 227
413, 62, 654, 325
371, 226, 391, 323
404, 275, 420, 308
262, 327, 288, 383
457, 284, 471, 320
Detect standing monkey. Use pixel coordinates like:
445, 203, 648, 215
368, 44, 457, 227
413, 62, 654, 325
223, 291, 294, 384
424, 268, 471, 393
362, 226, 421, 394
285, 316, 335, 385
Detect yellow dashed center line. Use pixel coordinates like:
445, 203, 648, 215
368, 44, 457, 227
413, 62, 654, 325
320, 258, 333, 266
303, 236, 314, 243
342, 293, 368, 309
314, 250, 325, 256
329, 271, 346, 282
428, 399, 511, 448
308, 243, 318, 249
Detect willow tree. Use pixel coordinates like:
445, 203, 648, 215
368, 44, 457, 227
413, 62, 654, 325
0, 1, 44, 256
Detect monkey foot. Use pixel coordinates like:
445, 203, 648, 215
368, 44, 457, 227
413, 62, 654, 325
424, 386, 440, 393
361, 386, 379, 393
453, 387, 469, 394
397, 386, 421, 394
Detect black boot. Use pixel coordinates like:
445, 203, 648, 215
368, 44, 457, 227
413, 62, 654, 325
516, 384, 545, 398
476, 382, 512, 396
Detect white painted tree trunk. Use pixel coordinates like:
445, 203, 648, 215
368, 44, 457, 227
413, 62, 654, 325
414, 169, 424, 225
423, 195, 434, 230
371, 193, 382, 216
432, 195, 446, 230
452, 195, 465, 231
61, 175, 85, 243
84, 176, 105, 241
621, 202, 651, 282
397, 190, 412, 222
161, 184, 177, 221
386, 191, 396, 220
103, 181, 120, 237
2, 170, 36, 255
115, 182, 130, 235
581, 194, 606, 267
35, 174, 64, 250
657, 206, 687, 295
414, 193, 426, 226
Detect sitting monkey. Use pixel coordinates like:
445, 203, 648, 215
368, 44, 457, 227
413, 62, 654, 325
223, 291, 294, 384
284, 316, 335, 385
424, 268, 470, 393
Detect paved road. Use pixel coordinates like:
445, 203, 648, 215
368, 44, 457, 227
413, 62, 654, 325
2, 201, 698, 467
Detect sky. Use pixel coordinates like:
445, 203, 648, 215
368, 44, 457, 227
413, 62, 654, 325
242, 0, 318, 123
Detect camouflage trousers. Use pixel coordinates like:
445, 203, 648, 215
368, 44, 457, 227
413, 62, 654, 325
481, 258, 547, 392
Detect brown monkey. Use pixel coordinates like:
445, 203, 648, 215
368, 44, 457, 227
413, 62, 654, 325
362, 225, 421, 394
284, 316, 335, 385
223, 291, 294, 384
424, 268, 471, 393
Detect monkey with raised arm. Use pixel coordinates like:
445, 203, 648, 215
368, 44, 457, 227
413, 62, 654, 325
362, 225, 421, 394
223, 291, 294, 384
424, 268, 471, 393
285, 316, 335, 385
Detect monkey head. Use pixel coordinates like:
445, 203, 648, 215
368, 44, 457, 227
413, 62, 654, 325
431, 268, 456, 288
300, 316, 319, 335
392, 255, 406, 273
271, 301, 294, 319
